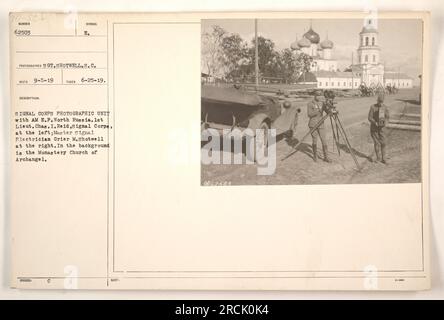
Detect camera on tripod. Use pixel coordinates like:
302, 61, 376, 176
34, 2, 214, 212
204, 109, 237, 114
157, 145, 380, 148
323, 90, 338, 114
282, 89, 360, 170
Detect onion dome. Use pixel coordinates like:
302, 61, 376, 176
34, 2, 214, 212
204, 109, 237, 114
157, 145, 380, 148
320, 38, 333, 49
290, 37, 300, 50
297, 36, 311, 48
303, 28, 320, 44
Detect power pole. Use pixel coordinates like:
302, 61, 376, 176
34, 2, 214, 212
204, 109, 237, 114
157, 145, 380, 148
351, 52, 354, 89
255, 19, 259, 87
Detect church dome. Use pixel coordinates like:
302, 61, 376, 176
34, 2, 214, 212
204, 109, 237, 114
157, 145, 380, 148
297, 37, 311, 48
360, 21, 378, 34
360, 26, 378, 34
320, 38, 334, 49
290, 39, 300, 50
303, 28, 320, 44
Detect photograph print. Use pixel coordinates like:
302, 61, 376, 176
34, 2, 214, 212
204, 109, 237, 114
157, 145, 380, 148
201, 17, 423, 185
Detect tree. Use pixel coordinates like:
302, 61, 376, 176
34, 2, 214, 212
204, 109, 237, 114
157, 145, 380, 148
201, 26, 314, 84
201, 25, 227, 78
220, 33, 249, 81
247, 36, 280, 79
295, 52, 313, 75
276, 48, 298, 83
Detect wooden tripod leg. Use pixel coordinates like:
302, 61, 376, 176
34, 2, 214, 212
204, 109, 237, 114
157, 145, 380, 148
329, 115, 341, 155
334, 115, 361, 171
281, 114, 330, 161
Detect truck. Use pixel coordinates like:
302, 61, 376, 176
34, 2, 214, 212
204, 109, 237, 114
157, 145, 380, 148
201, 85, 300, 152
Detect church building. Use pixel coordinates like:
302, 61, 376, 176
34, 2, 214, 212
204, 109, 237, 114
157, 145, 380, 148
291, 19, 413, 90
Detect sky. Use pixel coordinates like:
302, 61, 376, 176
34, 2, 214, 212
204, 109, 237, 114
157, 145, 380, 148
202, 18, 423, 83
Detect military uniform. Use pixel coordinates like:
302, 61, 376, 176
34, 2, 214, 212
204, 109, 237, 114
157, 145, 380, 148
307, 99, 330, 162
368, 103, 390, 163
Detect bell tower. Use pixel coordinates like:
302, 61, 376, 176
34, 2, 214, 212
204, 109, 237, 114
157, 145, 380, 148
357, 18, 380, 65
356, 18, 384, 86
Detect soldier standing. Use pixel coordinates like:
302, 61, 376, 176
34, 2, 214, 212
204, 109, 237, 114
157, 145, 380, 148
368, 94, 390, 164
307, 92, 331, 163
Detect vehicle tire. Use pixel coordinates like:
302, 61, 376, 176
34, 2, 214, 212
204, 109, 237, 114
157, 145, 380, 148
255, 121, 270, 162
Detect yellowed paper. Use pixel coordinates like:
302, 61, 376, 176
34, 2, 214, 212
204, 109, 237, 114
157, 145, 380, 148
10, 11, 430, 290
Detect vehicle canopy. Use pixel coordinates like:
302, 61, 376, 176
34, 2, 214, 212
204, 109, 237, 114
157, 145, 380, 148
201, 85, 265, 107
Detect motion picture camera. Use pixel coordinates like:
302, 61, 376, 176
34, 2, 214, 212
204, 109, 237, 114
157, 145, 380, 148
323, 89, 338, 114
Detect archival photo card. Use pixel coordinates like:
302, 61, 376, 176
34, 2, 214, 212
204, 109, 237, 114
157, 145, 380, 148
10, 11, 430, 290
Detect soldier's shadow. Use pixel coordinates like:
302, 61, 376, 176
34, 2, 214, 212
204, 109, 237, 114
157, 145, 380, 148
285, 137, 315, 160
335, 143, 372, 161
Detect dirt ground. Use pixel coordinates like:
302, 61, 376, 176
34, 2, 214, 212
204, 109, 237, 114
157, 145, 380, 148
201, 88, 422, 185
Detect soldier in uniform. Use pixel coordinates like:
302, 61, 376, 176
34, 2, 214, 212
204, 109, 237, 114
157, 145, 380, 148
307, 92, 331, 163
368, 94, 390, 164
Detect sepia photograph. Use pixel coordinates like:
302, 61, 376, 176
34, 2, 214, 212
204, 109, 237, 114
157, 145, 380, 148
201, 17, 423, 185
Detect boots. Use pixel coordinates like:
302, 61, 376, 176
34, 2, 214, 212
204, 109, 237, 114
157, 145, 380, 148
374, 143, 381, 162
381, 145, 388, 164
312, 143, 318, 162
312, 144, 332, 163
322, 145, 332, 163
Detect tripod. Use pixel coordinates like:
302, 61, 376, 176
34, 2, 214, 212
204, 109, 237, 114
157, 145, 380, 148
281, 110, 361, 171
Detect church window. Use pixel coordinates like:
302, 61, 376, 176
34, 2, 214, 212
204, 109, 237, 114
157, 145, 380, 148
325, 82, 328, 87
372, 37, 375, 46
331, 82, 334, 86
373, 55, 376, 62
344, 82, 346, 86
365, 37, 369, 46
319, 82, 322, 86
338, 82, 340, 86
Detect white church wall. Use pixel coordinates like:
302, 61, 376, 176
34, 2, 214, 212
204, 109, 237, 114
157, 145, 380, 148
384, 78, 413, 89
312, 59, 338, 72
317, 77, 361, 89
323, 48, 332, 60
